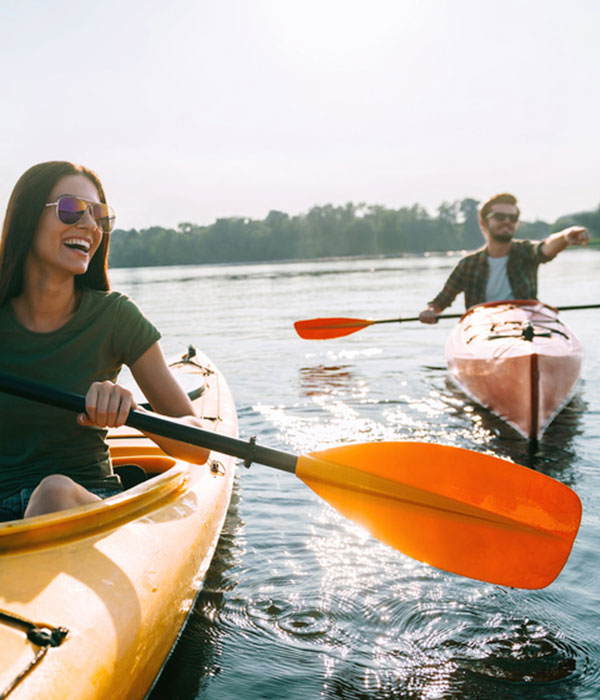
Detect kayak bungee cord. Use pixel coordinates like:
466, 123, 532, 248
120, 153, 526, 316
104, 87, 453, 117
0, 609, 68, 699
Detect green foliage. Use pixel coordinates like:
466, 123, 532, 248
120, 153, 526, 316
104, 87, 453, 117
459, 198, 481, 249
552, 205, 600, 238
107, 199, 600, 268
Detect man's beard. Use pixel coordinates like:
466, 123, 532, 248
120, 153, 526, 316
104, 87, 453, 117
491, 231, 513, 243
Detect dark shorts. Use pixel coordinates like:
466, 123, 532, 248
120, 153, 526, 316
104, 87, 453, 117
0, 485, 123, 523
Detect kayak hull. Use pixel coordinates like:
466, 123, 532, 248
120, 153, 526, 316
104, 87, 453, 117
445, 300, 583, 440
0, 351, 236, 700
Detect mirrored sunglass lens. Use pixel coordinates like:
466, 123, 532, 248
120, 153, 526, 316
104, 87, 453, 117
92, 203, 115, 233
57, 196, 86, 224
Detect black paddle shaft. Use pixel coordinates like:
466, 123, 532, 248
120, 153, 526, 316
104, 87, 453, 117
0, 372, 298, 474
378, 303, 600, 325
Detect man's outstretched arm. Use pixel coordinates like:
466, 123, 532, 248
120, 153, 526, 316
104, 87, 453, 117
541, 226, 590, 258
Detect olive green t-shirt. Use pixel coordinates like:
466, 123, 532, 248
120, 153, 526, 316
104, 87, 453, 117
0, 289, 161, 499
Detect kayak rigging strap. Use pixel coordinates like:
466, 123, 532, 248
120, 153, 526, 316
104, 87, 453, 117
468, 321, 570, 343
169, 345, 215, 374
0, 609, 68, 699
531, 323, 569, 340
486, 329, 551, 342
486, 325, 568, 342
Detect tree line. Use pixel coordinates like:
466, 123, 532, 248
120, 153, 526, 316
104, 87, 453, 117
108, 198, 600, 268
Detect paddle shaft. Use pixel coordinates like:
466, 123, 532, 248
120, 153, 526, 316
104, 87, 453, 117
348, 303, 600, 326
554, 303, 600, 312
0, 372, 298, 474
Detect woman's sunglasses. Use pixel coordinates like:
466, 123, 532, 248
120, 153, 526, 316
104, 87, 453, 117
487, 212, 518, 223
45, 196, 116, 234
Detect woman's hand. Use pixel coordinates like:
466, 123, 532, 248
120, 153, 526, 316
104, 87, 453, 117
78, 381, 137, 428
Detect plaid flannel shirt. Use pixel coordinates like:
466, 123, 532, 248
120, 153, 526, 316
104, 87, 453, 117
429, 239, 554, 311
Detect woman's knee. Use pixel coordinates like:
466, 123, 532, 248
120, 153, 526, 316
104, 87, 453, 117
25, 475, 99, 517
32, 474, 79, 502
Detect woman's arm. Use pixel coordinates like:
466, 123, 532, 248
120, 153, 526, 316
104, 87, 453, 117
80, 342, 210, 464
129, 343, 210, 464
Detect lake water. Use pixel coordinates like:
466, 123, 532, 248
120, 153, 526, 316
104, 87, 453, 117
110, 248, 599, 700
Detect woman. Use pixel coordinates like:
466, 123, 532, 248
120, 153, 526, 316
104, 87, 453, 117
0, 161, 209, 521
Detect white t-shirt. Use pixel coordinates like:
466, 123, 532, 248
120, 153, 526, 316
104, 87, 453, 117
485, 255, 514, 302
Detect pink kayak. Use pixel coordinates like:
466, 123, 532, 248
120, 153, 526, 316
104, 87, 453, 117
445, 300, 583, 440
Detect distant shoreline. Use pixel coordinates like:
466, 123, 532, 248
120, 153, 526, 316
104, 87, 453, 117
109, 244, 598, 272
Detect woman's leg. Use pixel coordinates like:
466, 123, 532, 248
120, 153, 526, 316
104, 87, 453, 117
24, 474, 101, 518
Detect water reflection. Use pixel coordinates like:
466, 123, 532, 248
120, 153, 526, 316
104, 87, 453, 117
299, 364, 360, 397
441, 378, 586, 482
301, 503, 589, 700
111, 257, 447, 288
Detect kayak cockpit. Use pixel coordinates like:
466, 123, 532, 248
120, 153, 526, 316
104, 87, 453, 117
0, 455, 192, 553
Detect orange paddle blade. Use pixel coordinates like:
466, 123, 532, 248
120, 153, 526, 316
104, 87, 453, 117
296, 442, 581, 589
294, 317, 373, 340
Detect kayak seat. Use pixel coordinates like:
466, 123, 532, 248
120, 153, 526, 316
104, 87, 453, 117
114, 463, 149, 489
112, 455, 178, 490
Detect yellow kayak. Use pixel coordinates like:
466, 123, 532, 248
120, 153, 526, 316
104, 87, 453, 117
0, 350, 237, 700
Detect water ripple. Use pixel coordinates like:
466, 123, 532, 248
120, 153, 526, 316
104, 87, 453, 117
143, 255, 600, 700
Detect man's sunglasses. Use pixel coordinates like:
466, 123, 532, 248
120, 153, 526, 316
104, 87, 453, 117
487, 212, 518, 223
45, 196, 116, 234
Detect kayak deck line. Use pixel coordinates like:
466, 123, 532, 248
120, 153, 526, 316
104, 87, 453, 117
0, 610, 69, 700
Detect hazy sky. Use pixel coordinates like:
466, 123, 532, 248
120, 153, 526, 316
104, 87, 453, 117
1, 0, 598, 230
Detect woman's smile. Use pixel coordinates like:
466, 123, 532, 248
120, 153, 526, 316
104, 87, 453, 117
63, 236, 93, 255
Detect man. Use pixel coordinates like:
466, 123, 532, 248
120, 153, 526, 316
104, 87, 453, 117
419, 193, 590, 323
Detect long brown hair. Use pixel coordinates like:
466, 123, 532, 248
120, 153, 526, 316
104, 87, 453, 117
0, 161, 111, 306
